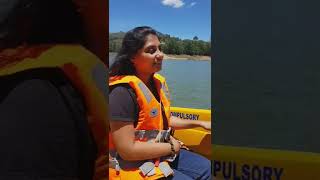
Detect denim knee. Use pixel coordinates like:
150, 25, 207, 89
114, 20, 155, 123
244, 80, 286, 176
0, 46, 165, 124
198, 158, 212, 180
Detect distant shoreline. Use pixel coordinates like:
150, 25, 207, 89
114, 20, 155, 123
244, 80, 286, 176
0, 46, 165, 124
109, 52, 211, 61
164, 54, 211, 61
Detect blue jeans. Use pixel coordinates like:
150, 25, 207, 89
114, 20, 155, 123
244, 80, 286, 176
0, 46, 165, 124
166, 149, 211, 180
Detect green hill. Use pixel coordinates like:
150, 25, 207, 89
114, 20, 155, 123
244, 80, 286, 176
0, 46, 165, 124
109, 32, 211, 56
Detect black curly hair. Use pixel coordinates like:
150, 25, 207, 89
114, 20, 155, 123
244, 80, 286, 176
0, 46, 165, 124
109, 26, 160, 76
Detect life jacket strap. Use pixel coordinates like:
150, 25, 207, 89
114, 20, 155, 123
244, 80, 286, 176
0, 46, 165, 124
109, 158, 174, 178
109, 128, 176, 177
134, 128, 172, 142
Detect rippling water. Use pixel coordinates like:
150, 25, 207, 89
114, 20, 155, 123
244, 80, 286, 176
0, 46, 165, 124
160, 60, 211, 109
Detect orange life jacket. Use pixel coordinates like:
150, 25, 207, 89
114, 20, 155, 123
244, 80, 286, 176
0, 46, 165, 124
0, 44, 108, 158
109, 74, 175, 180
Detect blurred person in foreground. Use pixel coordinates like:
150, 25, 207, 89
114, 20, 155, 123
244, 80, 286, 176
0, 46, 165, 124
0, 0, 108, 179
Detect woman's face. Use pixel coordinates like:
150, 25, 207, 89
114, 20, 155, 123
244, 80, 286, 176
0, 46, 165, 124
131, 34, 164, 75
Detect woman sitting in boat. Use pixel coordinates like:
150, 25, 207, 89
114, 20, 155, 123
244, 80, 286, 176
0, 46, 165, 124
109, 26, 211, 180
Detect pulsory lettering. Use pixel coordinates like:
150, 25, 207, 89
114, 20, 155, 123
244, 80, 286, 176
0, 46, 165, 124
170, 112, 200, 120
213, 160, 283, 180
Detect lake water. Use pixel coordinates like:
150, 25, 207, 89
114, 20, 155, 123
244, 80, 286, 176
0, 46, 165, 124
109, 54, 211, 110
160, 60, 211, 109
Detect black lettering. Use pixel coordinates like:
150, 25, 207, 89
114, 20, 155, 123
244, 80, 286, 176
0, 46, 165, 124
222, 161, 232, 179
242, 164, 250, 180
181, 113, 185, 119
192, 114, 196, 120
232, 162, 241, 180
213, 160, 221, 177
263, 167, 272, 180
252, 165, 261, 180
274, 168, 283, 180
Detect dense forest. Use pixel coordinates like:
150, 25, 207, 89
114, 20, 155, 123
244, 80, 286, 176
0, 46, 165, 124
109, 32, 211, 56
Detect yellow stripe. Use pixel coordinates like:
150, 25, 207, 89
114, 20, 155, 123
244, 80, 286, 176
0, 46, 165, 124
0, 45, 98, 76
212, 145, 320, 179
170, 107, 211, 121
170, 107, 211, 131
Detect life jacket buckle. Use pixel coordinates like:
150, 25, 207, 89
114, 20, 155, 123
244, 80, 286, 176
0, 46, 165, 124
164, 127, 172, 142
139, 161, 155, 176
158, 162, 174, 177
109, 158, 120, 171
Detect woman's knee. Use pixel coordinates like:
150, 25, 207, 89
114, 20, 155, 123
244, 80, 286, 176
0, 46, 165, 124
177, 150, 212, 179
198, 157, 211, 179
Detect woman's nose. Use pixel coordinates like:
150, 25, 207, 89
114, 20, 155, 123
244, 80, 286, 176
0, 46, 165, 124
156, 51, 164, 60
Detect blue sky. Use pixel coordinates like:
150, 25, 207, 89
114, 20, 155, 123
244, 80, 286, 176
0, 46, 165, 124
110, 0, 211, 41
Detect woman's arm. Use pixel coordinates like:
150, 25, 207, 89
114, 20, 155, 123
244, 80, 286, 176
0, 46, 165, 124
110, 121, 181, 161
169, 116, 211, 130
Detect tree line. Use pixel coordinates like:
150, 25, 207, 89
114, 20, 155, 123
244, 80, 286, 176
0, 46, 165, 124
109, 32, 211, 56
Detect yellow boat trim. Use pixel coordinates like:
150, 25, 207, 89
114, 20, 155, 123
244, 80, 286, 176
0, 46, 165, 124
171, 107, 211, 159
213, 145, 320, 180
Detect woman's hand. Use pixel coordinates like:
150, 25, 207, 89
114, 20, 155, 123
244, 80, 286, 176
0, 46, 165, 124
170, 116, 212, 131
177, 139, 190, 150
200, 121, 211, 131
170, 136, 181, 154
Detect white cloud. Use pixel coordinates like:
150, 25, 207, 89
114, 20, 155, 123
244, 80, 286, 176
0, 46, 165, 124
190, 2, 197, 7
161, 0, 185, 8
